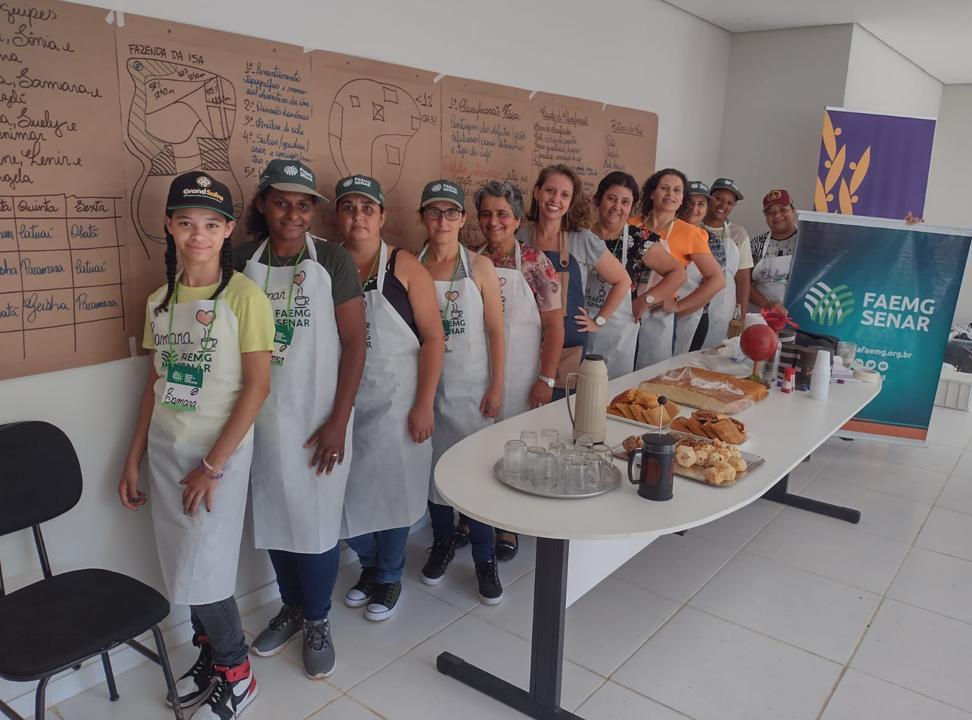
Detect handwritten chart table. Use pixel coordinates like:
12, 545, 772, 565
0, 194, 124, 360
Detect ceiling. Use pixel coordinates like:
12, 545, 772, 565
664, 0, 972, 84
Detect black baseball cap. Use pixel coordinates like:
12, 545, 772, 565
334, 174, 385, 206
686, 181, 711, 199
166, 171, 235, 220
420, 180, 464, 209
259, 159, 327, 200
711, 178, 744, 200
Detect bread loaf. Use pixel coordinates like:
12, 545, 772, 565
639, 367, 767, 414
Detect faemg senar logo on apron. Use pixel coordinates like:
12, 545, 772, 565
804, 281, 855, 326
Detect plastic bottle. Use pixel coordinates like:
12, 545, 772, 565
782, 367, 796, 394
809, 349, 831, 401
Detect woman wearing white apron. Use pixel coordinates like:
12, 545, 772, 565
633, 169, 724, 367
676, 181, 740, 352
521, 164, 629, 399
476, 180, 563, 562
235, 161, 366, 679
334, 175, 444, 622
119, 172, 273, 719
417, 179, 506, 605
590, 171, 684, 378
750, 188, 798, 312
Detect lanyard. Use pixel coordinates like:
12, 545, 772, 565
263, 242, 306, 324
422, 245, 462, 337
166, 281, 217, 369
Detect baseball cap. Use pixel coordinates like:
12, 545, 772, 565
420, 180, 464, 209
166, 171, 235, 221
258, 159, 327, 200
762, 188, 793, 211
711, 178, 744, 200
686, 181, 711, 199
334, 174, 385, 206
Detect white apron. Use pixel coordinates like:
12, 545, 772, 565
481, 242, 542, 420
635, 228, 675, 371
585, 225, 638, 379
672, 240, 709, 357
752, 237, 793, 308
341, 242, 431, 536
244, 235, 352, 553
420, 245, 493, 504
146, 283, 253, 606
703, 226, 740, 349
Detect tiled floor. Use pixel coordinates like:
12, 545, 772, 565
47, 407, 972, 719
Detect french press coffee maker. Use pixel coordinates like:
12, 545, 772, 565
626, 396, 675, 501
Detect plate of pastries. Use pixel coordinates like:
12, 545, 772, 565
607, 388, 681, 429
618, 433, 764, 488
671, 410, 747, 444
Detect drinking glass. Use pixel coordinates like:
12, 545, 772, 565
575, 435, 593, 451
540, 429, 559, 448
583, 452, 605, 492
562, 454, 587, 494
547, 441, 566, 456
503, 440, 527, 481
520, 430, 538, 446
526, 446, 548, 487
592, 443, 613, 463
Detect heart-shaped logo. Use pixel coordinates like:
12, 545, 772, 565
294, 271, 305, 286
195, 309, 215, 327
445, 290, 459, 301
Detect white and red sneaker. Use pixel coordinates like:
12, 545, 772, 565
192, 659, 257, 719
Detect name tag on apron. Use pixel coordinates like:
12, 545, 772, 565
161, 362, 203, 412
272, 321, 294, 366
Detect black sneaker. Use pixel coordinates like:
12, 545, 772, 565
344, 566, 379, 608
194, 659, 258, 720
421, 537, 456, 586
475, 560, 503, 605
165, 635, 215, 709
365, 581, 402, 621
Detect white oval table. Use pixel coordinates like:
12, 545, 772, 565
434, 352, 881, 720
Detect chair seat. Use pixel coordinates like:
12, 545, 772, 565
0, 568, 169, 680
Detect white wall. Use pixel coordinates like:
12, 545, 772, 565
925, 85, 972, 323
2, 0, 730, 710
843, 25, 943, 118
717, 25, 854, 234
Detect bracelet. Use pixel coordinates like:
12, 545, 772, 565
199, 457, 224, 480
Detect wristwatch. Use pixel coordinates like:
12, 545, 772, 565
594, 314, 607, 327
538, 374, 555, 388
642, 294, 656, 306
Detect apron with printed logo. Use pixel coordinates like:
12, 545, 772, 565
585, 225, 639, 379
751, 233, 795, 309
481, 242, 542, 419
703, 225, 740, 348
420, 245, 492, 505
147, 282, 253, 606
244, 234, 352, 553
341, 242, 431, 536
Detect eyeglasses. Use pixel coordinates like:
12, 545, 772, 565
422, 206, 463, 221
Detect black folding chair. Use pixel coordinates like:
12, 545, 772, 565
0, 421, 184, 720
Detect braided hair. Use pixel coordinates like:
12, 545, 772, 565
153, 223, 234, 316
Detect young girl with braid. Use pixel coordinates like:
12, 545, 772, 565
118, 171, 274, 719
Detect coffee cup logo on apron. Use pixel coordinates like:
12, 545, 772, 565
159, 292, 220, 412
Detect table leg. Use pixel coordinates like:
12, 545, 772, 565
436, 537, 584, 720
763, 474, 861, 523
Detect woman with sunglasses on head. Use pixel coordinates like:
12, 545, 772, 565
335, 174, 444, 623
590, 171, 685, 377
417, 179, 506, 605
119, 172, 273, 719
233, 160, 366, 680
522, 164, 630, 394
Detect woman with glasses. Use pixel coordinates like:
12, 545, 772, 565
416, 179, 507, 605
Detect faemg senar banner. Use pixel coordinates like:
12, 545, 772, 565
786, 211, 971, 442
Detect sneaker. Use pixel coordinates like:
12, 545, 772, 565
421, 537, 455, 586
193, 659, 257, 720
475, 560, 503, 605
301, 619, 336, 679
164, 635, 215, 709
250, 604, 302, 657
344, 566, 379, 608
364, 581, 401, 622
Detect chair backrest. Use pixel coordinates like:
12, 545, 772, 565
0, 421, 83, 537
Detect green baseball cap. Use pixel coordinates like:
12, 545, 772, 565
334, 174, 385, 206
686, 181, 711, 199
420, 179, 464, 209
710, 178, 743, 201
258, 159, 327, 200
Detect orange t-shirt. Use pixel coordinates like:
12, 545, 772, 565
630, 216, 710, 267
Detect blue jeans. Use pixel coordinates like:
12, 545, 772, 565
428, 502, 495, 563
346, 527, 410, 584
268, 546, 340, 622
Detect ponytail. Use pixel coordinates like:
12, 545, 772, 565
210, 237, 233, 301
153, 232, 178, 316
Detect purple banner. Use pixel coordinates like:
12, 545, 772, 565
814, 108, 936, 219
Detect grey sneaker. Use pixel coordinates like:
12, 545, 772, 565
250, 604, 302, 657
302, 618, 336, 679
344, 566, 379, 608
364, 581, 401, 622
